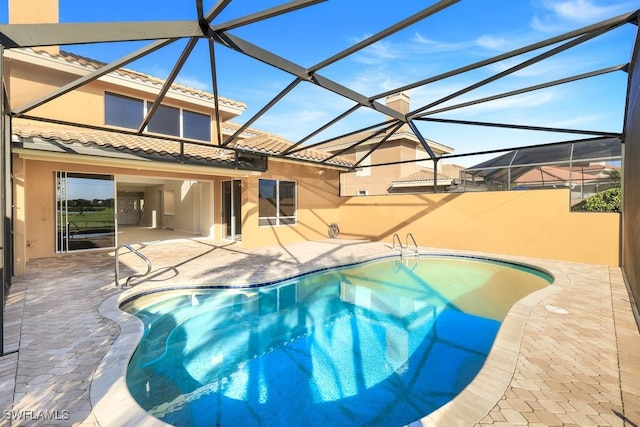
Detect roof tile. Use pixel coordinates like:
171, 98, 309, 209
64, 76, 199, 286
12, 118, 353, 168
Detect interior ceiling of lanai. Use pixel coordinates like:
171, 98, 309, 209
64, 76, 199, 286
0, 0, 637, 171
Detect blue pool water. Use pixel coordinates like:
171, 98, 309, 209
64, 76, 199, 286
122, 255, 552, 426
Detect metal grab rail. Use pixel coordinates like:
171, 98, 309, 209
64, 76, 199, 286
392, 233, 403, 251
115, 244, 152, 288
406, 232, 418, 255
392, 233, 419, 258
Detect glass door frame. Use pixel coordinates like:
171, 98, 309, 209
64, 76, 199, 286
55, 171, 117, 253
221, 179, 242, 241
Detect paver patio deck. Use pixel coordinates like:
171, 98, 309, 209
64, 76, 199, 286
1, 231, 639, 426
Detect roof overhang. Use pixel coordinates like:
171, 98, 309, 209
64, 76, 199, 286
390, 179, 454, 188
13, 144, 261, 178
4, 48, 246, 120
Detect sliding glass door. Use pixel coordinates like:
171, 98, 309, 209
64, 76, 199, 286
222, 180, 242, 241
55, 172, 116, 253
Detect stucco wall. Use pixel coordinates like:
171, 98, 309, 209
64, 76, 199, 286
241, 161, 341, 247
18, 158, 218, 262
6, 54, 221, 135
336, 189, 620, 266
340, 141, 435, 196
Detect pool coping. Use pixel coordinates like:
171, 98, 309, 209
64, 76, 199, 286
91, 250, 566, 427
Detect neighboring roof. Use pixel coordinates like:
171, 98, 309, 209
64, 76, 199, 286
391, 164, 465, 186
322, 129, 454, 157
391, 169, 454, 187
514, 165, 609, 185
466, 137, 621, 174
11, 118, 353, 169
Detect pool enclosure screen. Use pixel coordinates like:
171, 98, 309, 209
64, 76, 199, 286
460, 137, 621, 207
55, 172, 116, 252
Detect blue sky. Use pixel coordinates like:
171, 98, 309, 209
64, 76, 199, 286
1, 0, 638, 165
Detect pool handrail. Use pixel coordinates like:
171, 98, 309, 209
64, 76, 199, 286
392, 233, 419, 258
115, 244, 152, 288
406, 232, 418, 256
392, 233, 403, 251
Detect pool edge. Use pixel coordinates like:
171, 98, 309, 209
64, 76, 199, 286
91, 249, 564, 427
418, 269, 568, 427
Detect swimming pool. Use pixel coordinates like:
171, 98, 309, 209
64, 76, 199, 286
122, 255, 553, 426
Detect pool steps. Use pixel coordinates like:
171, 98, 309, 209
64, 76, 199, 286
392, 232, 419, 258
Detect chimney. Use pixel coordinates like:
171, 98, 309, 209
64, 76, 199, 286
9, 0, 59, 55
385, 92, 410, 132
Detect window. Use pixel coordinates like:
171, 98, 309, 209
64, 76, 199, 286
105, 93, 144, 130
258, 179, 297, 226
183, 110, 211, 141
104, 92, 211, 141
148, 104, 180, 137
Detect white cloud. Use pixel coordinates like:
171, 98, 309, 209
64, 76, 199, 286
347, 68, 407, 95
531, 0, 634, 32
475, 35, 509, 51
487, 56, 574, 78
431, 91, 558, 117
543, 112, 611, 128
256, 109, 329, 140
412, 32, 469, 52
350, 35, 404, 65
176, 75, 211, 92
548, 0, 629, 22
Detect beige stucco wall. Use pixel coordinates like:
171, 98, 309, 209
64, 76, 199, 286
340, 141, 442, 196
16, 154, 619, 270
5, 55, 225, 139
18, 157, 220, 262
9, 0, 57, 23
240, 161, 341, 248
336, 189, 620, 266
15, 155, 342, 267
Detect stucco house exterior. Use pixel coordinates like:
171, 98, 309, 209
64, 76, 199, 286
321, 93, 457, 196
5, 1, 354, 276
2, 0, 628, 279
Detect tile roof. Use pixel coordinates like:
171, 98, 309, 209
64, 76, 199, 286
391, 164, 463, 184
27, 48, 247, 111
11, 49, 352, 168
514, 165, 600, 185
11, 118, 353, 169
322, 129, 454, 155
227, 133, 352, 167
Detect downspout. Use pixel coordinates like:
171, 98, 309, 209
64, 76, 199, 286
433, 158, 439, 193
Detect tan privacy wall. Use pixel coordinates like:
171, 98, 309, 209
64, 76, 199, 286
337, 189, 620, 266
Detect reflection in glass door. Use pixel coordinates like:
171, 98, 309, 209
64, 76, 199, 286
117, 194, 143, 225
222, 180, 242, 241
55, 172, 116, 252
